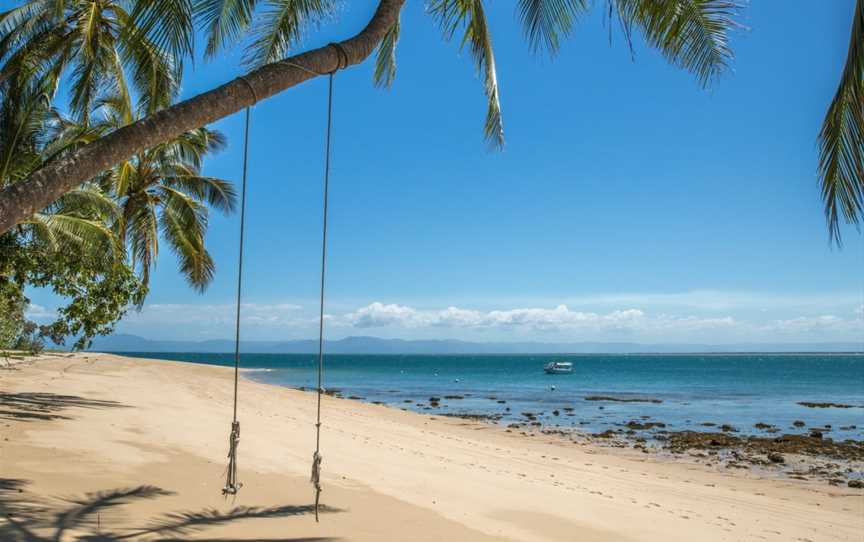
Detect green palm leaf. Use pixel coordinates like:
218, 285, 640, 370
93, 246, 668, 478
818, 0, 864, 244
429, 0, 504, 148
373, 15, 400, 88
196, 0, 258, 58
127, 0, 195, 67
516, 0, 588, 55
245, 0, 336, 67
611, 0, 742, 87
158, 184, 214, 291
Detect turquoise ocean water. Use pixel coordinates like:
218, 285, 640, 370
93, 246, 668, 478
118, 352, 864, 440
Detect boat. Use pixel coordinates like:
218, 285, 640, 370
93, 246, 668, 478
543, 361, 573, 374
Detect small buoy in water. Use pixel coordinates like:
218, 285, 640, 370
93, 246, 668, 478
550, 385, 556, 391
454, 378, 460, 383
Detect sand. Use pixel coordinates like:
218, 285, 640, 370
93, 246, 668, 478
1, 352, 861, 541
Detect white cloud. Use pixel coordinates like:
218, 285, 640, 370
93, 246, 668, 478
342, 302, 735, 335
763, 314, 862, 335
24, 304, 55, 321
75, 293, 862, 342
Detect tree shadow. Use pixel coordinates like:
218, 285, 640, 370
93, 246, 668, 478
0, 479, 342, 542
0, 392, 127, 422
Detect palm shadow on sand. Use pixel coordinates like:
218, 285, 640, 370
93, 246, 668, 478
0, 392, 128, 422
0, 479, 341, 542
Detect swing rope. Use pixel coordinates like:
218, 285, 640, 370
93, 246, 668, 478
223, 105, 253, 496
311, 42, 348, 523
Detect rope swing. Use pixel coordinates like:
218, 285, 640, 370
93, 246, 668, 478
220, 43, 348, 522
311, 42, 348, 523
223, 104, 253, 496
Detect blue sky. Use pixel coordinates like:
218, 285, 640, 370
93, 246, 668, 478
29, 1, 864, 344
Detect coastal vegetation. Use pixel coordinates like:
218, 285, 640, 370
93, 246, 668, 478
0, 1, 232, 349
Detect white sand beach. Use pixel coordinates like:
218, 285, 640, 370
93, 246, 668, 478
1, 352, 861, 541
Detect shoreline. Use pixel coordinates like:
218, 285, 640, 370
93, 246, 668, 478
1, 352, 862, 541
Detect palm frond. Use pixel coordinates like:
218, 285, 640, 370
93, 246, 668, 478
373, 15, 400, 88
611, 0, 742, 87
429, 0, 504, 148
127, 0, 195, 67
162, 175, 237, 213
158, 185, 214, 290
818, 0, 864, 244
244, 0, 336, 67
118, 23, 178, 114
516, 0, 588, 55
124, 196, 159, 287
196, 0, 258, 58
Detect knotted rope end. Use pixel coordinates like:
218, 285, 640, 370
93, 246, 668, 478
310, 450, 323, 522
222, 420, 242, 496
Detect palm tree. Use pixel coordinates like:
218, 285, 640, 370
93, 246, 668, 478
819, 0, 863, 244
0, 73, 118, 259
0, 0, 184, 123
0, 0, 746, 232
86, 95, 237, 290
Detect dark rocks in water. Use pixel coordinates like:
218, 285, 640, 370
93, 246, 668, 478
700, 422, 716, 427
443, 395, 464, 400
507, 423, 521, 429
440, 412, 503, 422
521, 412, 537, 419
552, 410, 560, 416
403, 399, 413, 403
798, 401, 859, 409
584, 395, 663, 404
371, 401, 385, 405
840, 425, 857, 431
625, 420, 666, 430
720, 424, 738, 433
530, 421, 542, 426
792, 420, 806, 427
504, 407, 511, 412
323, 388, 342, 397
767, 452, 785, 464
497, 400, 507, 404
562, 407, 574, 412
348, 395, 364, 400
429, 397, 441, 402
661, 431, 864, 461
593, 430, 617, 439
848, 480, 864, 489
754, 422, 776, 431
809, 430, 823, 439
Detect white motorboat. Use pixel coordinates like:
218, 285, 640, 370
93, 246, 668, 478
543, 361, 573, 374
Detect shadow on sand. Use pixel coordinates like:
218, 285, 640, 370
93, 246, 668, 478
0, 392, 128, 422
0, 479, 341, 542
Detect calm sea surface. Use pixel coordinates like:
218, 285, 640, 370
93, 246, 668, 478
118, 352, 864, 440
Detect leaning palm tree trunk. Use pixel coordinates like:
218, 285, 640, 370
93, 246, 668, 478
0, 0, 404, 235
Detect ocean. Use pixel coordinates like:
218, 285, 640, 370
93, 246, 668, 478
117, 352, 864, 440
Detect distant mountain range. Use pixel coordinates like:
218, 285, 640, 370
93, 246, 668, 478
87, 334, 863, 354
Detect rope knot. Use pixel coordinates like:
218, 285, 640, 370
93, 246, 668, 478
310, 450, 323, 488
222, 420, 242, 496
